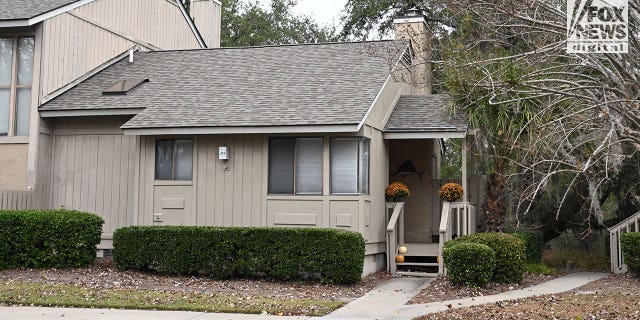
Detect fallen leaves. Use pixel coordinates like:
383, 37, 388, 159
416, 274, 640, 320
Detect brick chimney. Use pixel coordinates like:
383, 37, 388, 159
393, 8, 431, 95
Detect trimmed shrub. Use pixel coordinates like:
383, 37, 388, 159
621, 232, 640, 276
113, 226, 365, 284
446, 232, 525, 283
514, 230, 545, 263
0, 210, 103, 269
443, 242, 495, 287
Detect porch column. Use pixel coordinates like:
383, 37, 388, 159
462, 135, 468, 202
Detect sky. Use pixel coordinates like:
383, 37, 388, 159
272, 0, 348, 27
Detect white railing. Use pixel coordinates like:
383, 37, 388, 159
610, 211, 640, 273
386, 202, 405, 274
438, 201, 476, 275
0, 191, 38, 210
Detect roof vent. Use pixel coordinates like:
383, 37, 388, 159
102, 78, 149, 95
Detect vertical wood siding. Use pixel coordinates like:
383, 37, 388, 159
0, 191, 37, 210
191, 0, 221, 48
50, 117, 138, 236
72, 0, 199, 50
195, 135, 266, 226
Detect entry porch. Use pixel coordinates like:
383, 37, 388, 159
382, 95, 479, 276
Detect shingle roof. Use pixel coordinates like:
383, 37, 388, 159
0, 0, 80, 21
385, 95, 468, 132
41, 41, 409, 129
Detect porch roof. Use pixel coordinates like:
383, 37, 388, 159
40, 41, 410, 133
384, 95, 468, 138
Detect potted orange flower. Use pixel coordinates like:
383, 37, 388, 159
386, 182, 411, 202
438, 183, 463, 202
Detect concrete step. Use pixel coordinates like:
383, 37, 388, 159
396, 271, 439, 277
397, 262, 439, 267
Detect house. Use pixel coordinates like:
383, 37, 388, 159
1, 3, 478, 276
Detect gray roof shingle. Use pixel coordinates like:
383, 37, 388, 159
41, 41, 409, 129
0, 0, 80, 21
385, 95, 468, 132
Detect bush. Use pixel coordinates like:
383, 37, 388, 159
113, 226, 365, 284
446, 232, 525, 283
621, 232, 640, 276
514, 230, 544, 263
0, 210, 103, 269
443, 242, 495, 287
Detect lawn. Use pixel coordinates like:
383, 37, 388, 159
0, 281, 342, 316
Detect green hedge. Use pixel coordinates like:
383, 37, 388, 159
446, 232, 525, 283
0, 210, 103, 269
514, 230, 545, 263
113, 226, 365, 284
621, 232, 640, 276
443, 242, 495, 287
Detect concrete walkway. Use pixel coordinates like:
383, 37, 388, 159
0, 272, 608, 320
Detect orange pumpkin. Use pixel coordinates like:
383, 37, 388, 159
395, 255, 405, 263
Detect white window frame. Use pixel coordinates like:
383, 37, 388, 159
0, 34, 34, 140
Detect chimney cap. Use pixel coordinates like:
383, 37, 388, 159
406, 7, 423, 17
393, 7, 426, 25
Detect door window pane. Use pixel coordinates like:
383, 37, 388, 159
295, 138, 323, 194
15, 88, 30, 136
174, 139, 193, 180
155, 139, 193, 180
155, 140, 174, 180
0, 88, 8, 135
331, 139, 359, 194
268, 138, 295, 194
0, 38, 12, 86
17, 37, 34, 85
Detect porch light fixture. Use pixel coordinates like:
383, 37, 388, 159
218, 146, 229, 160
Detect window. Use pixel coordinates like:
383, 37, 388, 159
268, 138, 322, 194
0, 36, 34, 137
155, 139, 193, 180
331, 138, 369, 194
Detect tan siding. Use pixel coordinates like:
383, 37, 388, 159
0, 191, 35, 210
50, 117, 138, 236
365, 126, 389, 244
34, 133, 53, 208
72, 0, 199, 50
40, 12, 137, 98
191, 0, 221, 48
191, 135, 265, 227
0, 144, 29, 190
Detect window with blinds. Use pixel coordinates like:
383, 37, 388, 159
331, 138, 370, 195
268, 138, 323, 195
